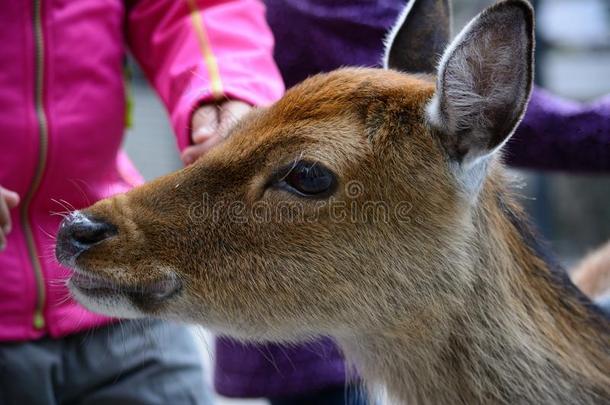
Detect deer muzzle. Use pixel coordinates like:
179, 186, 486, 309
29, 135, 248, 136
55, 211, 117, 266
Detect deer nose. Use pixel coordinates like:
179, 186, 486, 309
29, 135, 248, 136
55, 212, 117, 265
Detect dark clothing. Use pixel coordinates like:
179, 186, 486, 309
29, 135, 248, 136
0, 320, 210, 405
269, 383, 368, 405
266, 0, 403, 88
508, 89, 610, 172
215, 337, 348, 397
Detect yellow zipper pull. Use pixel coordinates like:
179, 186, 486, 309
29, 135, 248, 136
33, 311, 45, 329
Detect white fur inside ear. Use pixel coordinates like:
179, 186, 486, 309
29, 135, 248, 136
382, 0, 417, 69
425, 94, 443, 131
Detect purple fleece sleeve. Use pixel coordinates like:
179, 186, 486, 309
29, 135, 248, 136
214, 337, 348, 398
505, 87, 610, 172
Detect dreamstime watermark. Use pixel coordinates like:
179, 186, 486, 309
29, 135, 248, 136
186, 181, 424, 225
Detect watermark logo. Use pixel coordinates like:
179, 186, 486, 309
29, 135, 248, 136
187, 181, 419, 225
345, 180, 365, 199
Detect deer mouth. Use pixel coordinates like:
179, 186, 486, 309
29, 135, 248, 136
69, 271, 182, 302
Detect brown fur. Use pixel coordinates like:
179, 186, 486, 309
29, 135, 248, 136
59, 67, 610, 403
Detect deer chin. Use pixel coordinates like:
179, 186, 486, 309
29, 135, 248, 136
67, 268, 182, 319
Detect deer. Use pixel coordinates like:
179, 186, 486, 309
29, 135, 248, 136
55, 0, 609, 403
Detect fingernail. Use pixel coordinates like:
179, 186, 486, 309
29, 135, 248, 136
199, 125, 215, 132
195, 126, 215, 137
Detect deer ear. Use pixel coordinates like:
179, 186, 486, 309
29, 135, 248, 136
384, 0, 452, 74
427, 0, 534, 172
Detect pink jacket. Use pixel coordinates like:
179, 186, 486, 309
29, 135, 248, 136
0, 0, 283, 341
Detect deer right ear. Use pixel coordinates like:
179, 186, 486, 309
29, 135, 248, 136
384, 0, 452, 74
427, 0, 534, 183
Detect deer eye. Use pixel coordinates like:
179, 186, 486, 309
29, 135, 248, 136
275, 161, 336, 198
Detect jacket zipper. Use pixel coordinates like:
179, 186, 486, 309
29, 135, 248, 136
20, 0, 48, 330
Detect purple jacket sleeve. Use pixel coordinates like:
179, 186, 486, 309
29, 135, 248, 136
215, 337, 348, 398
505, 87, 610, 172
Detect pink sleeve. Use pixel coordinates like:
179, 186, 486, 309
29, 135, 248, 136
127, 0, 285, 151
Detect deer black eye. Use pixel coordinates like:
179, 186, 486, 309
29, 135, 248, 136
276, 161, 336, 198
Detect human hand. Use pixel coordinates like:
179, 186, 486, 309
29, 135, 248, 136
181, 100, 252, 166
0, 186, 20, 251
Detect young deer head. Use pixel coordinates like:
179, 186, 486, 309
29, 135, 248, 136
57, 0, 609, 402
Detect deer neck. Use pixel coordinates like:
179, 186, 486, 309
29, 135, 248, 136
340, 180, 609, 404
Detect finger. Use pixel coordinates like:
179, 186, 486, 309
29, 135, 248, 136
0, 194, 10, 235
0, 229, 6, 252
1, 188, 20, 209
191, 105, 219, 144
181, 136, 223, 166
216, 101, 251, 139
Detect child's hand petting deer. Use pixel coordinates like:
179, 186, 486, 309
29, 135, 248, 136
183, 100, 253, 166
55, 0, 610, 403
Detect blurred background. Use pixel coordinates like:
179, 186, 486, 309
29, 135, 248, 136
122, 0, 609, 403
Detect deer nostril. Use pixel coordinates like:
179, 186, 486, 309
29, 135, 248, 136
56, 212, 117, 265
70, 219, 115, 247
